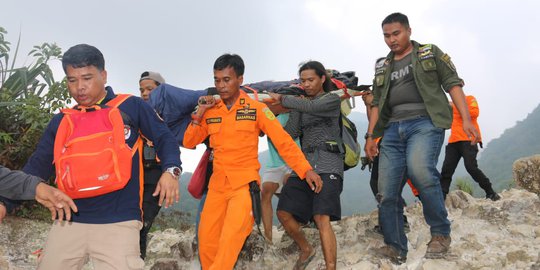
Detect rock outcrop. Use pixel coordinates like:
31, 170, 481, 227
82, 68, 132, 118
513, 154, 540, 195
2, 154, 540, 269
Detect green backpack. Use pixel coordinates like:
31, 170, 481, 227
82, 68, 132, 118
327, 77, 362, 171
335, 111, 362, 171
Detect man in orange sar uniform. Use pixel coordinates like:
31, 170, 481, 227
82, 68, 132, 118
183, 54, 322, 270
440, 95, 500, 201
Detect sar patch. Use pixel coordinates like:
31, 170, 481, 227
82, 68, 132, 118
441, 53, 456, 71
236, 108, 257, 121
262, 107, 276, 121
206, 117, 222, 124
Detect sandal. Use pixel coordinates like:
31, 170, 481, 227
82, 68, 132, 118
293, 249, 316, 270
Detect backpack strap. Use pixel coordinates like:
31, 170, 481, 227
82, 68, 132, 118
105, 94, 141, 157
335, 113, 345, 154
241, 86, 259, 101
106, 94, 132, 108
331, 78, 351, 99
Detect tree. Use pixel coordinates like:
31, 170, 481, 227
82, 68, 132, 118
0, 26, 71, 169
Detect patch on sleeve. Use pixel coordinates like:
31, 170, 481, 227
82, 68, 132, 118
206, 117, 222, 124
441, 53, 456, 71
124, 125, 132, 140
262, 107, 276, 121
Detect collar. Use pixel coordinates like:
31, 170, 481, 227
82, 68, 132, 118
386, 40, 420, 63
216, 90, 250, 111
100, 86, 116, 104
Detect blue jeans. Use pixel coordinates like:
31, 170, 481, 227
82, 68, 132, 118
378, 116, 450, 256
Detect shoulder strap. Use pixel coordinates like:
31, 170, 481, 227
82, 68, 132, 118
106, 94, 132, 108
241, 86, 259, 101
335, 113, 345, 154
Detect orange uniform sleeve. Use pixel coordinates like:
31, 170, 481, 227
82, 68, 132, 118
257, 106, 312, 179
449, 95, 482, 143
183, 120, 209, 149
467, 95, 479, 120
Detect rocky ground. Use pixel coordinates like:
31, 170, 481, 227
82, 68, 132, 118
1, 188, 539, 270
2, 155, 540, 270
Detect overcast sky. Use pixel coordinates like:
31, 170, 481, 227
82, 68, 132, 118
2, 0, 538, 171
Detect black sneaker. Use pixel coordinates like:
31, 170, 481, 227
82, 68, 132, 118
403, 215, 410, 233
373, 225, 383, 235
486, 193, 501, 201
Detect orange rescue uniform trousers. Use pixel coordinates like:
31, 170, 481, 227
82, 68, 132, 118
198, 181, 253, 270
184, 91, 312, 269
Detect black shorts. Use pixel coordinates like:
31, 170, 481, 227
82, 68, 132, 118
277, 173, 343, 224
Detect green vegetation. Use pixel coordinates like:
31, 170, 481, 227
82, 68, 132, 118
0, 26, 71, 170
0, 26, 69, 218
455, 177, 474, 196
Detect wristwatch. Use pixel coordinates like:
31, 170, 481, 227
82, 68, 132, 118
364, 133, 373, 140
165, 166, 181, 179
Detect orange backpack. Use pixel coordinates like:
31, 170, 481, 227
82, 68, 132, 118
53, 94, 141, 199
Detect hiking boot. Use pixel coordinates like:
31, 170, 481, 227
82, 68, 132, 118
373, 245, 406, 264
425, 235, 451, 259
486, 193, 501, 201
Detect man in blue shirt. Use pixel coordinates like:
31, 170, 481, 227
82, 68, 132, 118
22, 44, 181, 270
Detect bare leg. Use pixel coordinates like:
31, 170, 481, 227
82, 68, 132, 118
277, 210, 313, 263
313, 214, 336, 270
261, 182, 279, 242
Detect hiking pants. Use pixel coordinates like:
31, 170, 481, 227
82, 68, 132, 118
440, 141, 494, 196
37, 220, 144, 270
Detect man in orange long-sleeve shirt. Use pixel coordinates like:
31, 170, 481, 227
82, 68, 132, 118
183, 54, 322, 270
440, 95, 500, 201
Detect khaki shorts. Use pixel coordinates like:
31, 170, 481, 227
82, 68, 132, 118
262, 165, 292, 194
37, 220, 144, 270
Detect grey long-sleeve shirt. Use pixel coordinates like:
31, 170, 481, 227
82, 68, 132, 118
281, 92, 344, 177
0, 165, 41, 200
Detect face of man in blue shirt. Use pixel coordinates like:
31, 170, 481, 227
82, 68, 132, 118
65, 65, 107, 107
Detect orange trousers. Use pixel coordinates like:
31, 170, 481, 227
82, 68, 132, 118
199, 184, 254, 270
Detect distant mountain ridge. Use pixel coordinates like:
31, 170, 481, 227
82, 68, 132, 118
478, 103, 540, 190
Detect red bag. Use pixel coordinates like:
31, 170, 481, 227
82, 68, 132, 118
188, 149, 210, 199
